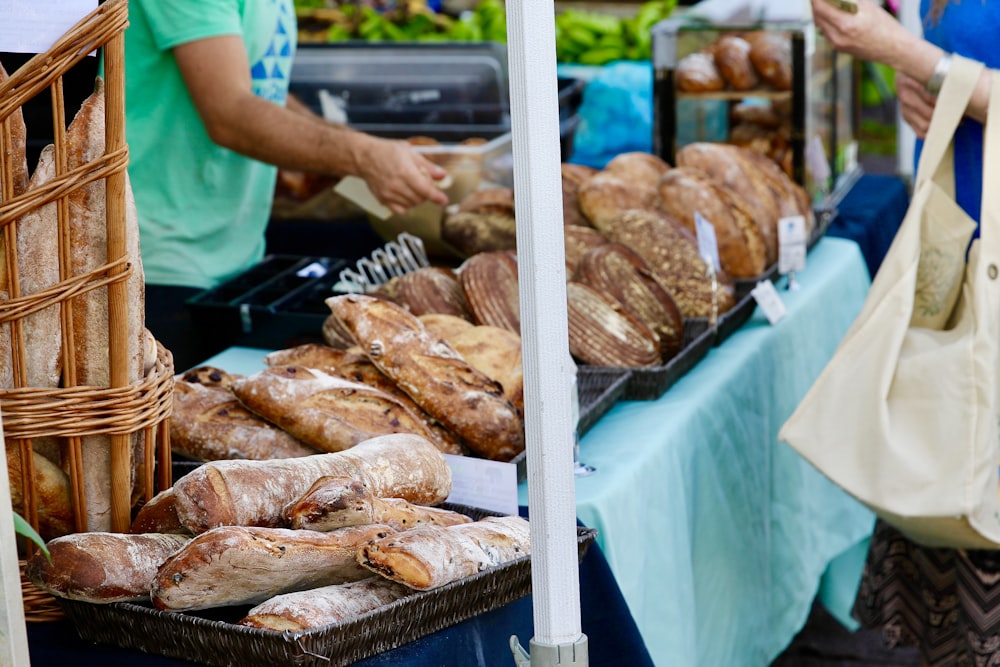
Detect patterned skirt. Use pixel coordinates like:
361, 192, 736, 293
854, 520, 1000, 666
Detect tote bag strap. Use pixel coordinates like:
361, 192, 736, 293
980, 70, 1000, 255
915, 55, 985, 190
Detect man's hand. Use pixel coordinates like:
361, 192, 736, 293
352, 135, 450, 215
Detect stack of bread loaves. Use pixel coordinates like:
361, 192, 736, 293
26, 433, 533, 632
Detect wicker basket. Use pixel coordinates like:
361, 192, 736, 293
0, 0, 174, 621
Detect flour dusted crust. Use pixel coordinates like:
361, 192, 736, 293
172, 378, 319, 461
602, 151, 672, 194
564, 225, 609, 275
239, 577, 411, 632
712, 34, 759, 91
264, 343, 368, 370
577, 171, 658, 232
418, 313, 476, 341
446, 324, 524, 415
326, 294, 524, 461
25, 532, 190, 603
358, 515, 531, 591
171, 433, 452, 533
566, 281, 662, 367
130, 488, 187, 535
676, 52, 725, 93
152, 524, 394, 611
285, 476, 472, 532
374, 267, 473, 320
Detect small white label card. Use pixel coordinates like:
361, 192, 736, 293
0, 0, 97, 54
443, 454, 519, 516
778, 215, 808, 275
806, 135, 832, 188
694, 211, 721, 272
751, 280, 787, 325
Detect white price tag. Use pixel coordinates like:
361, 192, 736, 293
443, 454, 519, 516
694, 211, 721, 272
0, 1, 97, 54
751, 280, 787, 325
806, 135, 832, 187
778, 215, 808, 275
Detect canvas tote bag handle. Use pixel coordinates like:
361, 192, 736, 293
980, 70, 1000, 257
914, 56, 984, 194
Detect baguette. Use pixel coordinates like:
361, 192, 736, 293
327, 294, 524, 461
285, 476, 472, 532
0, 60, 26, 389
25, 532, 190, 603
171, 433, 452, 534
152, 524, 394, 611
230, 365, 458, 454
239, 577, 411, 632
7, 448, 74, 540
357, 515, 531, 591
129, 488, 187, 535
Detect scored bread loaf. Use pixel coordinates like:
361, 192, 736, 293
602, 151, 672, 194
357, 515, 531, 591
25, 532, 190, 603
606, 208, 736, 319
564, 225, 609, 275
285, 476, 472, 532
562, 162, 598, 227
171, 433, 453, 534
230, 365, 461, 455
152, 524, 394, 611
459, 250, 520, 334
442, 192, 517, 257
746, 31, 792, 90
576, 243, 685, 360
322, 312, 357, 349
326, 294, 524, 461
171, 377, 319, 461
577, 170, 658, 232
238, 577, 411, 632
566, 281, 662, 368
374, 267, 473, 320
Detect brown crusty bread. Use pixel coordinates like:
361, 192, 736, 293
357, 515, 531, 591
326, 294, 524, 462
7, 447, 74, 540
566, 281, 662, 368
152, 524, 394, 611
238, 577, 411, 632
25, 532, 190, 603
577, 170, 658, 232
170, 433, 453, 534
459, 251, 520, 334
446, 324, 524, 415
418, 313, 476, 342
129, 488, 187, 535
602, 151, 672, 194
285, 476, 472, 532
230, 365, 460, 454
0, 60, 27, 390
171, 377, 319, 461
562, 162, 598, 227
375, 266, 473, 320
264, 343, 368, 370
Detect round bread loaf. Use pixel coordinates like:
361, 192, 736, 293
441, 207, 517, 258
675, 51, 725, 93
447, 324, 524, 415
562, 162, 598, 227
564, 225, 609, 274
603, 151, 672, 194
656, 167, 768, 279
576, 243, 685, 360
712, 34, 758, 91
746, 31, 792, 90
578, 171, 658, 233
566, 281, 661, 368
419, 313, 476, 341
459, 251, 521, 334
376, 267, 473, 320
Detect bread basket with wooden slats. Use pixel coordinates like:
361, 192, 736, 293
0, 0, 174, 621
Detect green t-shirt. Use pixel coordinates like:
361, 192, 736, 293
125, 0, 297, 289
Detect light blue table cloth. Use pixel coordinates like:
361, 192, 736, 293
201, 236, 875, 667
516, 236, 876, 666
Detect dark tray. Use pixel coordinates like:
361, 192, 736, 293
61, 507, 597, 667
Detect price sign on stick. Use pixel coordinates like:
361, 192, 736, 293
778, 215, 808, 275
694, 211, 721, 273
0, 1, 98, 54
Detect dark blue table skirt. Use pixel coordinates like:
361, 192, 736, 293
26, 517, 654, 667
826, 173, 910, 278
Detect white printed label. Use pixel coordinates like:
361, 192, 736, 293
694, 211, 721, 272
0, 1, 97, 54
443, 454, 519, 516
778, 215, 808, 274
752, 280, 787, 325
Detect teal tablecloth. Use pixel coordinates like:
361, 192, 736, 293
516, 236, 876, 666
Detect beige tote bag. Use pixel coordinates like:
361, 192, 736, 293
780, 55, 1000, 549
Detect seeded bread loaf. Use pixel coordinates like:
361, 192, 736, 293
566, 281, 662, 367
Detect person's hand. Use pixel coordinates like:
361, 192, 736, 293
355, 137, 450, 214
896, 72, 936, 138
810, 0, 913, 67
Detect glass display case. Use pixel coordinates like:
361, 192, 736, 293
651, 14, 860, 209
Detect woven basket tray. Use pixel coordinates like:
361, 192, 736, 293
61, 507, 597, 667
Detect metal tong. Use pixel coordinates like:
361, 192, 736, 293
335, 232, 430, 294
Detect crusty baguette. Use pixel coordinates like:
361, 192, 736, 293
7, 447, 74, 540
263, 344, 368, 370
171, 376, 319, 461
285, 476, 472, 532
230, 365, 456, 454
129, 488, 187, 535
446, 324, 524, 416
171, 432, 452, 534
25, 532, 190, 603
0, 60, 26, 389
239, 577, 411, 632
357, 515, 531, 591
152, 524, 394, 611
326, 294, 524, 461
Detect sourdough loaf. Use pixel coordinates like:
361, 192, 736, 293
285, 476, 472, 532
566, 281, 662, 367
577, 171, 658, 232
238, 577, 411, 632
375, 266, 473, 320
564, 224, 609, 275
170, 433, 453, 533
562, 162, 598, 227
418, 313, 476, 341
446, 324, 524, 415
152, 524, 393, 611
230, 365, 457, 454
602, 151, 672, 193
357, 515, 531, 591
326, 294, 524, 461
25, 532, 190, 603
7, 447, 74, 540
459, 250, 520, 334
264, 344, 368, 371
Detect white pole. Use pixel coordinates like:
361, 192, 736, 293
896, 0, 920, 180
0, 413, 32, 667
504, 0, 588, 664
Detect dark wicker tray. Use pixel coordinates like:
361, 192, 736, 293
61, 507, 597, 667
